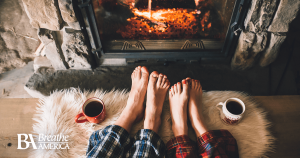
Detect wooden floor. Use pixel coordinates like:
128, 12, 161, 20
0, 96, 300, 158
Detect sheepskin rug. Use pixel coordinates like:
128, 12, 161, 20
30, 88, 275, 158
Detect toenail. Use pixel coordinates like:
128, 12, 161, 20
183, 80, 186, 84
152, 74, 158, 77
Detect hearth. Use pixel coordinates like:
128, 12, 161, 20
75, 0, 250, 63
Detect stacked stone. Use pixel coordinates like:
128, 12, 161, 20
22, 0, 79, 31
0, 0, 40, 73
231, 0, 300, 69
22, 0, 94, 71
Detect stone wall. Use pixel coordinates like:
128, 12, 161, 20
21, 0, 95, 71
22, 0, 80, 31
0, 0, 40, 73
0, 0, 92, 74
6, 0, 298, 72
231, 0, 300, 69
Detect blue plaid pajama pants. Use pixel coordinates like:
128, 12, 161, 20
86, 125, 166, 158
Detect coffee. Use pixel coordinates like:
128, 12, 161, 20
226, 101, 243, 115
84, 101, 103, 117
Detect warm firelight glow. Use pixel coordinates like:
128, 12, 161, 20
117, 8, 212, 39
133, 8, 173, 20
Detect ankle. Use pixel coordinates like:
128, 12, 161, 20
144, 117, 161, 133
172, 124, 188, 136
190, 118, 208, 137
114, 115, 134, 132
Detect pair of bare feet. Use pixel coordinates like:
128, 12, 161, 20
114, 66, 169, 133
169, 78, 208, 137
115, 66, 208, 137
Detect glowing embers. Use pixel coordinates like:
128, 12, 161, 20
117, 8, 212, 39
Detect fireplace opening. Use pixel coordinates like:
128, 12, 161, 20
76, 0, 249, 62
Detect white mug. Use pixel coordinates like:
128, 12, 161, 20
216, 98, 245, 125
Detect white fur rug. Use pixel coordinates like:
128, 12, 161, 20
30, 88, 275, 158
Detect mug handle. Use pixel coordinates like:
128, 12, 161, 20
216, 102, 224, 111
75, 113, 88, 123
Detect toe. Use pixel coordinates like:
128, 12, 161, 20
161, 75, 167, 86
174, 84, 178, 93
195, 80, 200, 90
141, 66, 149, 81
191, 79, 196, 89
136, 66, 141, 79
169, 89, 172, 97
197, 80, 202, 91
149, 71, 159, 85
169, 86, 174, 96
157, 73, 164, 87
182, 79, 188, 93
132, 68, 138, 78
196, 80, 200, 89
186, 77, 191, 88
172, 86, 176, 95
163, 79, 170, 88
177, 82, 182, 93
167, 81, 171, 89
186, 77, 191, 83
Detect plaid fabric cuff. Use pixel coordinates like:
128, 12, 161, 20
128, 129, 165, 157
86, 125, 132, 158
166, 135, 198, 158
134, 129, 165, 147
197, 130, 234, 150
166, 135, 193, 150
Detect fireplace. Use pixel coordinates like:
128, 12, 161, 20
75, 0, 250, 63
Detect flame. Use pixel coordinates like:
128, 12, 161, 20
133, 8, 176, 20
117, 8, 213, 39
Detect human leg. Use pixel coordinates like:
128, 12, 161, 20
126, 71, 170, 158
169, 79, 189, 136
114, 66, 149, 132
144, 71, 170, 133
86, 66, 148, 158
166, 79, 198, 158
187, 78, 239, 158
186, 78, 208, 137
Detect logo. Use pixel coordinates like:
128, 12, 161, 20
17, 134, 70, 150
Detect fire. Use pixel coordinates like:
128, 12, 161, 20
117, 8, 206, 39
133, 8, 173, 20
93, 0, 225, 40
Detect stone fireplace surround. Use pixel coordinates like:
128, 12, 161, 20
20, 0, 300, 72
16, 0, 299, 98
22, 0, 300, 69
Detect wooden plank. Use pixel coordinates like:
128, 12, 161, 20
253, 95, 300, 158
0, 96, 300, 157
0, 98, 38, 158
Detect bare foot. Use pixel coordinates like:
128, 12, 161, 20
115, 66, 149, 132
187, 78, 208, 137
144, 72, 170, 133
169, 79, 189, 136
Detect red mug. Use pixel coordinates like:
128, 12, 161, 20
75, 97, 106, 124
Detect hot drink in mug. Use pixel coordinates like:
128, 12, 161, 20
216, 98, 245, 125
75, 97, 106, 124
